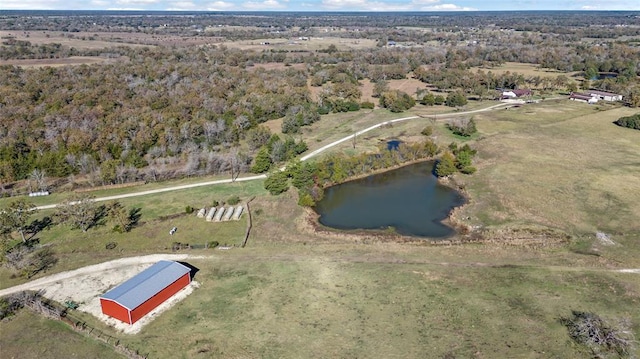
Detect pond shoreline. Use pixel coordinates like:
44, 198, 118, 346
311, 159, 472, 241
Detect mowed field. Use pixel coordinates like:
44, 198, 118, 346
469, 61, 582, 79
461, 101, 640, 237
223, 37, 377, 51
2, 102, 640, 358
0, 56, 114, 68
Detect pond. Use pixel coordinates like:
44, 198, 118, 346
314, 161, 466, 238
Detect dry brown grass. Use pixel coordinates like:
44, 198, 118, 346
223, 36, 377, 51
456, 101, 640, 238
0, 30, 156, 50
0, 56, 113, 68
359, 77, 429, 104
469, 61, 581, 79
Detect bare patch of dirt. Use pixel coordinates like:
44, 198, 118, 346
0, 254, 202, 334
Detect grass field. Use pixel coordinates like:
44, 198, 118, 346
469, 61, 581, 79
224, 37, 377, 51
0, 310, 122, 359
2, 101, 640, 358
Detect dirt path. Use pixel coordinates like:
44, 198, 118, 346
1, 252, 636, 332
35, 103, 514, 211
0, 254, 203, 334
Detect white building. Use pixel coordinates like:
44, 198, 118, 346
588, 90, 623, 101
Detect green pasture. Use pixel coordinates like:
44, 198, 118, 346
1, 102, 640, 358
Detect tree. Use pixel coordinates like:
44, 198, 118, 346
264, 171, 289, 195
445, 91, 468, 107
379, 90, 416, 112
435, 152, 457, 177
372, 80, 389, 98
289, 161, 317, 189
420, 92, 436, 106
246, 126, 272, 151
251, 147, 272, 173
108, 201, 136, 233
0, 200, 37, 243
29, 169, 47, 193
447, 118, 477, 137
55, 194, 101, 232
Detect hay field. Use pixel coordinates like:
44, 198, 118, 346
0, 56, 113, 68
0, 31, 153, 50
469, 61, 581, 79
460, 101, 640, 237
223, 37, 376, 51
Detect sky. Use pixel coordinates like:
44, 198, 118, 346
0, 0, 638, 11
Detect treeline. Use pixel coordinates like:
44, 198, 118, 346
0, 47, 313, 185
264, 138, 457, 206
2, 11, 639, 39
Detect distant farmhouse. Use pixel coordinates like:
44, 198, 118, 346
587, 90, 623, 102
569, 90, 623, 104
569, 92, 599, 104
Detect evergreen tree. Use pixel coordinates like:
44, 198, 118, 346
264, 171, 290, 195
251, 147, 272, 173
435, 152, 457, 177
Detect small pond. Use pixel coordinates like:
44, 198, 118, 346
314, 161, 466, 238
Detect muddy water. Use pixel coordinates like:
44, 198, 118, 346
314, 161, 465, 238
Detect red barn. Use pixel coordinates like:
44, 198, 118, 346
100, 260, 191, 324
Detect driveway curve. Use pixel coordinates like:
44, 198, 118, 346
36, 102, 512, 210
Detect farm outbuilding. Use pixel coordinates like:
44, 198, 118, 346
100, 260, 191, 324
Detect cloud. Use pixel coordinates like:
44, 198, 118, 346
115, 0, 161, 4
581, 5, 599, 9
0, 0, 58, 9
321, 0, 475, 11
242, 0, 287, 9
167, 1, 198, 9
206, 1, 236, 10
421, 3, 477, 10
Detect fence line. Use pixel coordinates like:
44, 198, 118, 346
21, 293, 148, 359
241, 197, 255, 248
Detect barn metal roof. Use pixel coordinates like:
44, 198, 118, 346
101, 260, 191, 310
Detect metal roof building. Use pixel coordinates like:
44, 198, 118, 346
100, 260, 191, 324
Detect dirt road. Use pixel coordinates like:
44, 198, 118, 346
35, 102, 513, 210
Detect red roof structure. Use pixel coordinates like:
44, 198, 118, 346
100, 260, 191, 324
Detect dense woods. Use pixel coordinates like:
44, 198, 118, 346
1, 11, 639, 194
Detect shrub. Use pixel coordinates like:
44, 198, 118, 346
446, 118, 477, 137
298, 192, 316, 207
445, 91, 468, 107
227, 195, 240, 205
105, 242, 117, 250
207, 240, 219, 249
379, 90, 416, 112
264, 171, 290, 195
212, 200, 219, 207
435, 152, 457, 177
460, 166, 477, 174
361, 101, 375, 109
614, 113, 640, 130
421, 126, 433, 136
185, 206, 194, 214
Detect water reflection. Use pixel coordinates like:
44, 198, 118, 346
314, 161, 465, 238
